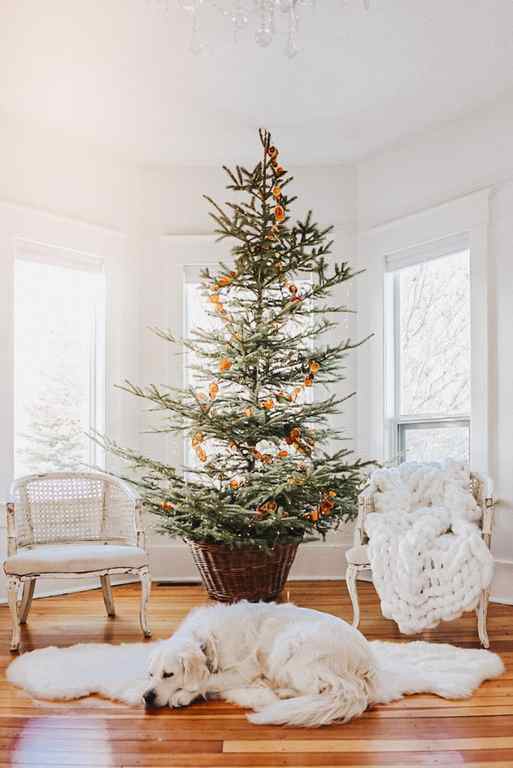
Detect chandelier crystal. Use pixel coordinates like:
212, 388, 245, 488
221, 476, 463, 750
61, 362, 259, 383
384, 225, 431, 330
150, 1, 370, 58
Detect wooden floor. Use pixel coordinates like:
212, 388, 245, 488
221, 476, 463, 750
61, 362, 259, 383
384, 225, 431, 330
1, 581, 513, 768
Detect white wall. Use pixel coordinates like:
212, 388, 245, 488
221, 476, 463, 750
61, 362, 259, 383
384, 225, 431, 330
0, 109, 143, 232
356, 95, 513, 602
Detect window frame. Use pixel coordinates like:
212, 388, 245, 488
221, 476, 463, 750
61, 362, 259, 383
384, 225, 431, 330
384, 240, 471, 463
357, 189, 491, 474
14, 241, 106, 475
397, 418, 470, 462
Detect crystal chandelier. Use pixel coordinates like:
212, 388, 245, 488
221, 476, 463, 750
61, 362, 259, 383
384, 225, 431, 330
151, 1, 371, 58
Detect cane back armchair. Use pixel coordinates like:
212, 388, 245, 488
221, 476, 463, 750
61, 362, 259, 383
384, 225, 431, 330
4, 471, 151, 651
345, 471, 495, 648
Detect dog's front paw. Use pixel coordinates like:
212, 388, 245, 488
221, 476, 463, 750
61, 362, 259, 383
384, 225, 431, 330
276, 688, 296, 699
170, 690, 196, 709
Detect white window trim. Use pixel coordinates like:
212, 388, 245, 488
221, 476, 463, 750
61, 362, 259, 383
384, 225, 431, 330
357, 188, 491, 474
14, 238, 104, 273
384, 236, 471, 462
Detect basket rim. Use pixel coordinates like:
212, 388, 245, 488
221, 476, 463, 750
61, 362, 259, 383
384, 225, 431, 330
187, 539, 301, 553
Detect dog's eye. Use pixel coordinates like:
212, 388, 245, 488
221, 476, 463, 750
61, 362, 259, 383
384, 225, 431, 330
162, 671, 174, 679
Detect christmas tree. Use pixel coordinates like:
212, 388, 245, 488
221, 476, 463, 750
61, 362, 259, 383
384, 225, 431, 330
103, 130, 371, 549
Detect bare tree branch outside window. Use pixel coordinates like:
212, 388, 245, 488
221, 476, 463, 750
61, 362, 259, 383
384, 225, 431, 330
395, 250, 470, 463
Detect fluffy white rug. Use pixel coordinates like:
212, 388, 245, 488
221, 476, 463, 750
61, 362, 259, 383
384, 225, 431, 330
6, 638, 503, 710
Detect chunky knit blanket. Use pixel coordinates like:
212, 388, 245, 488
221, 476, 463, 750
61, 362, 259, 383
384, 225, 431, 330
365, 461, 494, 634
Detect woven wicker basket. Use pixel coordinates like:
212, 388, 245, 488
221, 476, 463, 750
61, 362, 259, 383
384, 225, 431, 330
188, 540, 300, 603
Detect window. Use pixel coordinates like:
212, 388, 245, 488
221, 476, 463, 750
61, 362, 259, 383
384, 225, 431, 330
184, 271, 314, 392
14, 245, 105, 477
183, 267, 313, 468
385, 243, 471, 463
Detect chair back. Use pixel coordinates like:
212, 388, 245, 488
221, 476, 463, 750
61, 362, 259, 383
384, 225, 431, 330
10, 471, 138, 548
356, 468, 493, 548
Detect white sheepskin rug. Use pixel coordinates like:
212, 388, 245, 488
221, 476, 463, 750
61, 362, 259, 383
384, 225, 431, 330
6, 638, 503, 711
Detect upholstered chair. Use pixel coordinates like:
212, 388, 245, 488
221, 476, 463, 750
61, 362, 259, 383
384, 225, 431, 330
4, 471, 151, 652
345, 471, 495, 648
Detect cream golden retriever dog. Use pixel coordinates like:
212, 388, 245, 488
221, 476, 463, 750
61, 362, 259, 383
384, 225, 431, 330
143, 601, 379, 726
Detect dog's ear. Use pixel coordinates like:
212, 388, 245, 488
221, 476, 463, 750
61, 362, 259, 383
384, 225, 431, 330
147, 642, 164, 676
200, 634, 219, 673
179, 644, 209, 684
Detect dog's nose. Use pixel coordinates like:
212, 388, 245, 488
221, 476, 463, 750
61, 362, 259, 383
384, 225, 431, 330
143, 689, 157, 707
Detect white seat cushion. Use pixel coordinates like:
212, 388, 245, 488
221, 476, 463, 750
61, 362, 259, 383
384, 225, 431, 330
4, 543, 148, 576
345, 544, 370, 566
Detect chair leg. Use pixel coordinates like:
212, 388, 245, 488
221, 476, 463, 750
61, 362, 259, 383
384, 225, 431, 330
477, 588, 490, 649
7, 577, 21, 652
19, 578, 36, 624
100, 574, 116, 618
346, 564, 361, 628
139, 570, 152, 638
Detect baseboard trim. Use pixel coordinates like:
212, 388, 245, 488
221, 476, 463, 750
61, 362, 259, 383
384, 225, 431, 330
491, 596, 513, 606
490, 558, 513, 605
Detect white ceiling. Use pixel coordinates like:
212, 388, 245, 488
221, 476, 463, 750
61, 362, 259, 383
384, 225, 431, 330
2, 0, 513, 167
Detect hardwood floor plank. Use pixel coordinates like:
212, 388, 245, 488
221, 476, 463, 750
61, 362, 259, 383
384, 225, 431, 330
5, 761, 513, 768
224, 737, 513, 753
6, 755, 513, 768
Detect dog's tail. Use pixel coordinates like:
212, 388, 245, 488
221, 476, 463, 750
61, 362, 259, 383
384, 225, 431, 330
247, 679, 369, 727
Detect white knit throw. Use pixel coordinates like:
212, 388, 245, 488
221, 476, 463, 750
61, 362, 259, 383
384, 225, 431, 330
365, 461, 494, 634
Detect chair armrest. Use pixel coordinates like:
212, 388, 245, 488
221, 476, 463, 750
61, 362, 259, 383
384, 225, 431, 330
353, 487, 375, 546
134, 499, 146, 550
482, 496, 496, 547
5, 502, 17, 556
